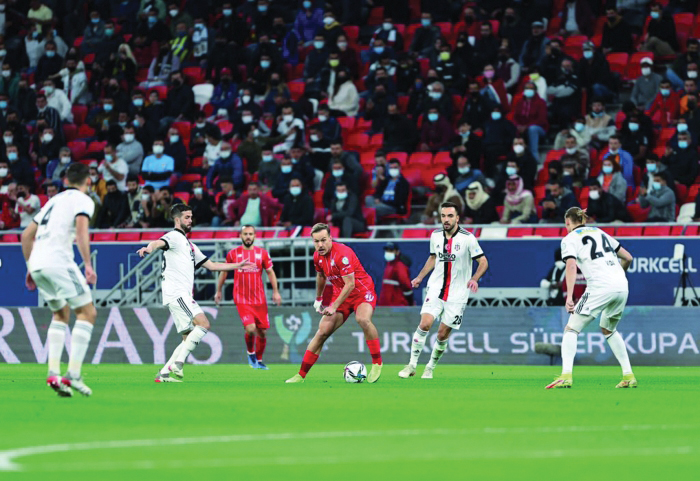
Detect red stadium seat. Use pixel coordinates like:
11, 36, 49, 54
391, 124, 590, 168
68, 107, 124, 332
149, 86, 168, 100
72, 105, 88, 126
599, 226, 616, 237
534, 227, 566, 237
544, 149, 565, 166
87, 141, 107, 155
288, 81, 305, 101
141, 231, 166, 241
180, 173, 202, 184
215, 230, 237, 239
38, 195, 48, 206
507, 227, 533, 237
676, 184, 688, 204
77, 124, 96, 139
216, 120, 233, 136
343, 26, 359, 44
1, 234, 19, 242
386, 152, 408, 165
116, 232, 140, 242
63, 123, 78, 143
627, 204, 650, 222
362, 207, 376, 226
367, 6, 384, 25
433, 151, 452, 166
189, 231, 216, 240
172, 121, 191, 141
402, 228, 431, 238
92, 232, 117, 242
688, 184, 700, 202
616, 226, 643, 237
685, 225, 700, 235
182, 67, 205, 84
643, 225, 671, 236
176, 192, 191, 204
606, 53, 629, 78
408, 152, 432, 165
68, 141, 87, 160
337, 116, 355, 130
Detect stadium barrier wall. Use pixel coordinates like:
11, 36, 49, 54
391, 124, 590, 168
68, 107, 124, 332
1, 307, 698, 366
1, 238, 699, 306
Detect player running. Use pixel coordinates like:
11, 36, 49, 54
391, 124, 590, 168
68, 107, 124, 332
215, 226, 282, 370
137, 204, 253, 382
546, 207, 636, 389
285, 223, 383, 383
399, 202, 488, 379
22, 163, 98, 397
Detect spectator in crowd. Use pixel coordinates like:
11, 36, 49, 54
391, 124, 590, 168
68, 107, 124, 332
496, 46, 521, 92
258, 148, 279, 191
546, 57, 581, 127
460, 81, 491, 130
473, 23, 500, 73
419, 107, 454, 152
597, 157, 628, 204
603, 135, 635, 187
643, 153, 674, 190
48, 147, 73, 183
559, 135, 589, 187
14, 182, 40, 228
482, 106, 516, 176
89, 163, 107, 203
189, 180, 217, 226
382, 102, 417, 153
499, 7, 529, 54
367, 159, 409, 220
165, 126, 187, 174
328, 140, 362, 182
508, 137, 538, 191
33, 126, 60, 175
280, 177, 314, 227
117, 126, 145, 177
463, 181, 498, 225
619, 110, 650, 166
336, 34, 360, 80
452, 120, 482, 159
540, 38, 570, 86
288, 145, 315, 192
639, 174, 676, 222
58, 57, 89, 105
6, 144, 33, 188
45, 184, 59, 199
540, 180, 579, 224
479, 64, 508, 113
585, 99, 616, 150
328, 181, 365, 238
560, 0, 595, 37
602, 6, 633, 54
42, 79, 72, 122
150, 186, 183, 228
123, 175, 143, 228
161, 71, 195, 127
295, 1, 324, 46
586, 180, 630, 223
513, 82, 549, 160
410, 12, 440, 58
98, 145, 128, 192
141, 138, 174, 190
378, 242, 414, 307
35, 41, 63, 84
422, 172, 465, 225
133, 184, 155, 228
142, 43, 180, 89
679, 79, 698, 116
273, 104, 305, 153
272, 157, 297, 200
648, 78, 680, 128
641, 3, 679, 56
662, 132, 699, 186
203, 130, 223, 170
190, 111, 220, 158
449, 153, 487, 196
631, 57, 662, 109
578, 42, 617, 102
304, 34, 328, 80
327, 69, 359, 117
372, 16, 404, 52
83, 11, 106, 55
207, 142, 244, 191
167, 2, 193, 35
500, 175, 537, 224
227, 182, 282, 227
28, 0, 53, 35
519, 21, 549, 69
323, 158, 357, 207
34, 93, 63, 143
668, 38, 699, 89
95, 180, 129, 228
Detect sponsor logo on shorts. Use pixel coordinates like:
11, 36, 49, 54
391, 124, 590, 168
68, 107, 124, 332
365, 292, 375, 302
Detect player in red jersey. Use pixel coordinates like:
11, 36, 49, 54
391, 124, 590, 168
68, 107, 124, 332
215, 226, 282, 370
285, 223, 383, 383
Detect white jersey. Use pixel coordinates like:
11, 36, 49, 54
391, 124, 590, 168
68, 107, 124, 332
28, 188, 95, 272
425, 228, 484, 303
160, 229, 208, 305
560, 225, 628, 293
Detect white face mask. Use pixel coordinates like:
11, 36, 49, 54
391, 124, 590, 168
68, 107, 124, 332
641, 67, 651, 76
220, 150, 232, 158
153, 145, 164, 154
3, 135, 12, 144
289, 186, 302, 196
90, 175, 99, 183
388, 168, 400, 178
283, 114, 294, 123
318, 114, 328, 122
608, 148, 619, 155
336, 191, 348, 199
241, 95, 251, 104
123, 133, 135, 143
196, 122, 205, 128
513, 144, 525, 154
566, 147, 577, 155
193, 187, 203, 196
242, 115, 253, 124
1, 70, 10, 78
310, 134, 319, 142
169, 135, 179, 143
60, 156, 71, 164
42, 133, 53, 143
588, 190, 600, 200
141, 192, 151, 201
262, 154, 273, 162
0, 167, 7, 177
384, 251, 396, 262
688, 71, 698, 79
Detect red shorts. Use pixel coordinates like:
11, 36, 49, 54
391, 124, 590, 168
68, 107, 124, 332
237, 304, 270, 329
336, 290, 377, 322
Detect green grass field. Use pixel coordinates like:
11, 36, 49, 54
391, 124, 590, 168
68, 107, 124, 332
2, 364, 699, 481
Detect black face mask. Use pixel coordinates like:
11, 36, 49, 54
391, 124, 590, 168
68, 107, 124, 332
270, 78, 280, 87
172, 79, 182, 87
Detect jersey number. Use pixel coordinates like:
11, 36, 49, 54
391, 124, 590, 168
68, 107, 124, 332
582, 235, 614, 260
39, 205, 54, 226
453, 315, 463, 326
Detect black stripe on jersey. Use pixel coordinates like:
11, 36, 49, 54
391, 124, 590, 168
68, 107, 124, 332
178, 297, 193, 319
432, 228, 444, 234
438, 230, 449, 299
562, 256, 576, 262
472, 254, 484, 260
75, 213, 91, 219
160, 238, 170, 251
615, 244, 622, 253
575, 292, 589, 314
195, 257, 209, 269
458, 228, 470, 235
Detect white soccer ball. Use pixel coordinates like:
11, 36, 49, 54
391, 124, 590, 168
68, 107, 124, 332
343, 361, 367, 383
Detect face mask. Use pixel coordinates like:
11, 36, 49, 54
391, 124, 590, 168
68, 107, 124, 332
262, 154, 274, 162
283, 114, 294, 122
0, 167, 6, 177
628, 121, 640, 132
105, 28, 114, 36
104, 103, 113, 112
323, 16, 333, 25
303, 1, 312, 8
3, 135, 11, 144
336, 191, 348, 200
45, 49, 57, 58
310, 134, 319, 142
602, 165, 613, 174
280, 165, 293, 174
258, 5, 268, 12
223, 8, 232, 16
574, 122, 584, 132
42, 133, 53, 143
148, 16, 157, 25
429, 91, 442, 100
195, 122, 206, 129
260, 60, 270, 69
1, 71, 9, 79
133, 119, 140, 127
242, 115, 253, 124
0, 100, 6, 110
132, 97, 144, 107
105, 154, 113, 162
314, 40, 324, 49
384, 252, 396, 262
491, 112, 501, 120
91, 17, 100, 24
122, 133, 135, 143
7, 152, 17, 161
169, 9, 178, 17
332, 169, 344, 178
337, 42, 347, 49
141, 192, 151, 201
484, 70, 495, 79
191, 187, 202, 196
290, 186, 302, 196
427, 113, 438, 122
458, 166, 470, 175
505, 166, 517, 176
678, 123, 688, 132
660, 88, 671, 97
646, 163, 657, 172
688, 71, 698, 79
650, 11, 660, 19
90, 175, 99, 183
170, 135, 179, 143
220, 150, 232, 158
592, 111, 604, 118
583, 50, 593, 60
329, 59, 339, 68
588, 190, 600, 200
242, 95, 251, 104
153, 145, 164, 154
421, 18, 431, 27
641, 67, 651, 76
523, 89, 535, 98
460, 131, 470, 139
388, 168, 400, 178
608, 148, 618, 155
60, 156, 71, 164
566, 147, 577, 155
652, 181, 662, 190
513, 144, 525, 154
44, 86, 55, 95
373, 46, 384, 55
679, 140, 689, 149
32, 31, 40, 39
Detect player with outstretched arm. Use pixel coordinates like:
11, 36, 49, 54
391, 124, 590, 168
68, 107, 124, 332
399, 202, 489, 379
22, 163, 98, 397
215, 225, 282, 370
546, 207, 636, 389
137, 204, 254, 382
285, 223, 383, 383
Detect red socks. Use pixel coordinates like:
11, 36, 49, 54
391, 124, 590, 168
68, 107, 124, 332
244, 333, 255, 353
255, 336, 267, 361
299, 350, 319, 378
366, 339, 382, 364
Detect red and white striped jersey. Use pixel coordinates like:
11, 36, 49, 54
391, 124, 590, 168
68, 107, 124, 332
225, 246, 273, 305
425, 228, 484, 303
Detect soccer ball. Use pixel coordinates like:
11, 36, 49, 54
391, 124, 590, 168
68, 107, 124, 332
343, 361, 367, 383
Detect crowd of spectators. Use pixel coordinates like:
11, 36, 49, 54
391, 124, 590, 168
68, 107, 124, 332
1, 0, 700, 233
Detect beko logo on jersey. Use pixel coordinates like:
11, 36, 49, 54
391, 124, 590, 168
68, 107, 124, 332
438, 252, 456, 262
627, 257, 697, 274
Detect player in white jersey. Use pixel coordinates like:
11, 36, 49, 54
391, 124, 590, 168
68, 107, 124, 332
21, 163, 97, 397
137, 204, 253, 382
398, 202, 489, 379
546, 207, 636, 389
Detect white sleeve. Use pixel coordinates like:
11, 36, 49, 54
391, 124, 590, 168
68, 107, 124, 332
560, 236, 577, 262
75, 195, 95, 220
603, 232, 621, 253
160, 232, 177, 251
470, 236, 484, 259
193, 243, 208, 268
429, 233, 436, 255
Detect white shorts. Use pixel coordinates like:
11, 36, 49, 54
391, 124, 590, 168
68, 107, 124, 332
420, 297, 467, 329
31, 264, 92, 312
166, 295, 204, 334
568, 290, 628, 332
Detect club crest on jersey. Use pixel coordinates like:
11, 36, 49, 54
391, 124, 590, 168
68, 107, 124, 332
365, 292, 375, 302
255, 253, 262, 260
454, 244, 460, 252
342, 257, 349, 265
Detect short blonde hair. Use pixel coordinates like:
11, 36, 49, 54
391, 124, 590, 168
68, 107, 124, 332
311, 223, 330, 236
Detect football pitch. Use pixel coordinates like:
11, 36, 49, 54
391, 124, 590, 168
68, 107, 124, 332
2, 364, 699, 481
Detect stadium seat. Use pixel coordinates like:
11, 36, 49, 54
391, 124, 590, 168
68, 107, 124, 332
676, 184, 688, 204
616, 226, 643, 237
216, 120, 233, 136
381, 189, 412, 223
643, 225, 671, 236
507, 227, 534, 237
64, 123, 77, 143
402, 228, 431, 238
87, 141, 107, 155
172, 121, 191, 141
688, 184, 700, 202
38, 194, 48, 206
215, 230, 236, 239
343, 26, 359, 44
599, 226, 616, 237
367, 6, 384, 25
288, 81, 305, 101
180, 173, 202, 184
68, 141, 87, 160
563, 35, 587, 60
0, 234, 19, 242
141, 231, 166, 241
176, 192, 191, 204
183, 67, 205, 85
534, 227, 565, 237
362, 206, 376, 227
72, 105, 88, 126
433, 151, 452, 167
92, 232, 116, 242
337, 116, 355, 130
544, 150, 565, 166
627, 204, 650, 222
116, 232, 140, 242
77, 124, 96, 139
685, 225, 699, 235
386, 152, 408, 165
606, 53, 629, 78
73, 36, 83, 48
408, 152, 432, 165
189, 231, 216, 240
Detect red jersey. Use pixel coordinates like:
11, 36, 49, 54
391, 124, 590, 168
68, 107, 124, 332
378, 260, 413, 307
313, 242, 376, 301
225, 246, 273, 305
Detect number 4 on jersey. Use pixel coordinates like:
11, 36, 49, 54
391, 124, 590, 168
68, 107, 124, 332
582, 235, 614, 260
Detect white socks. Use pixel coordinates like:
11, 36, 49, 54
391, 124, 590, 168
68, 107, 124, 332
161, 341, 186, 374
68, 320, 94, 379
176, 326, 208, 364
409, 328, 428, 368
606, 331, 633, 375
47, 320, 67, 375
427, 339, 448, 369
561, 330, 578, 374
